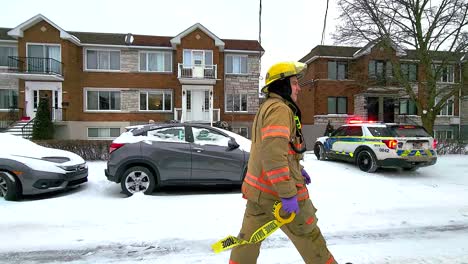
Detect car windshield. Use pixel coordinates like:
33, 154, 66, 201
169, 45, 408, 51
367, 127, 394, 137
388, 125, 431, 137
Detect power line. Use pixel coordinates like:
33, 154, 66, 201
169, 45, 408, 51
321, 0, 330, 45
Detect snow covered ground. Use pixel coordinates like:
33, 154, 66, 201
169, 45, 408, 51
1, 153, 468, 264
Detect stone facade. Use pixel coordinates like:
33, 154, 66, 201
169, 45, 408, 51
224, 55, 260, 114
120, 50, 139, 72
121, 90, 140, 112
0, 75, 18, 89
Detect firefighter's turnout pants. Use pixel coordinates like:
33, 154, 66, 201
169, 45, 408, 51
229, 198, 336, 264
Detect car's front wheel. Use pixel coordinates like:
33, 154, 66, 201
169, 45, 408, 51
356, 150, 378, 173
120, 166, 156, 196
0, 171, 21, 201
314, 143, 326, 160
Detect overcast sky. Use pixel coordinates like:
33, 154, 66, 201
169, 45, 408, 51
0, 0, 341, 82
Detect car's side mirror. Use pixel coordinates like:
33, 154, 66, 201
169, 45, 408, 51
227, 137, 240, 150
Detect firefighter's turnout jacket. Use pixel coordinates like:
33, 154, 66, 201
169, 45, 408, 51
242, 93, 308, 202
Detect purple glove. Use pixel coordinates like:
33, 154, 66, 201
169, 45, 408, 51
280, 196, 299, 214
302, 168, 311, 185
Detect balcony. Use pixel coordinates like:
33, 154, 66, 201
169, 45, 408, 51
177, 63, 217, 85
174, 108, 220, 123
2, 56, 64, 81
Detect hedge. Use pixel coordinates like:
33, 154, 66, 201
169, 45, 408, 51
34, 140, 112, 161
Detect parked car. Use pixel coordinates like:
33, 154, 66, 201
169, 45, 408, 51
105, 123, 251, 196
314, 121, 437, 172
0, 133, 88, 201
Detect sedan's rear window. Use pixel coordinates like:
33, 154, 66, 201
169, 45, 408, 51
388, 125, 431, 137
368, 127, 394, 137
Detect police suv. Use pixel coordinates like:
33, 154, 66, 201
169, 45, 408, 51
314, 121, 437, 172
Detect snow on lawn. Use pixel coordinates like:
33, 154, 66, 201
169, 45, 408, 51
1, 154, 468, 263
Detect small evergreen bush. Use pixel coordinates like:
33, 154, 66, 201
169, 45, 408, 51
32, 97, 54, 140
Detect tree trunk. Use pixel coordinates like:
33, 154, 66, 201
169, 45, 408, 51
421, 113, 435, 136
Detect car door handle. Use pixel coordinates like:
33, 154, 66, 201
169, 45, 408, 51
193, 147, 204, 153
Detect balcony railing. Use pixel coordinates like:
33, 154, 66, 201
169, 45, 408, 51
177, 64, 217, 79
0, 107, 23, 130
174, 108, 220, 123
51, 107, 66, 122
8, 56, 63, 76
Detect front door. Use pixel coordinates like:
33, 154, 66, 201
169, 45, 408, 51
189, 126, 244, 183
190, 89, 209, 122
367, 97, 379, 121
383, 97, 395, 123
30, 90, 52, 119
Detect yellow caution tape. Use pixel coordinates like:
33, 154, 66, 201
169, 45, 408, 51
211, 201, 295, 253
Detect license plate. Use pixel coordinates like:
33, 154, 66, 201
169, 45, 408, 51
413, 143, 422, 149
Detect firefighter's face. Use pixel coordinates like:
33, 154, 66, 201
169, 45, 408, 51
289, 76, 301, 103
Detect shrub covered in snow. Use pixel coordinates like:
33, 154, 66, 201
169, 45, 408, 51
436, 140, 468, 155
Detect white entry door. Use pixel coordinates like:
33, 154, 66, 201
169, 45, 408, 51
190, 89, 209, 121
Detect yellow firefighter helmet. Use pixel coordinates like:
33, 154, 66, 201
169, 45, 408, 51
261, 61, 307, 93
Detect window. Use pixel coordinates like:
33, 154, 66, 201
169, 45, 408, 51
27, 44, 61, 73
327, 97, 347, 114
345, 126, 363, 136
433, 64, 454, 83
140, 90, 172, 111
400, 63, 418, 81
186, 90, 191, 110
204, 91, 210, 111
88, 128, 121, 139
147, 126, 186, 143
368, 127, 393, 137
327, 61, 348, 80
0, 46, 17, 67
226, 93, 248, 112
226, 55, 248, 74
399, 99, 417, 115
86, 50, 120, 70
233, 127, 248, 138
183, 50, 213, 66
369, 60, 392, 80
192, 127, 230, 146
331, 127, 347, 137
139, 51, 172, 72
437, 97, 454, 116
0, 89, 18, 109
434, 130, 453, 140
86, 90, 121, 110
389, 125, 431, 137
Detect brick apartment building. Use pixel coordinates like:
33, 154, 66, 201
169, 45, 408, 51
0, 14, 263, 140
297, 40, 468, 147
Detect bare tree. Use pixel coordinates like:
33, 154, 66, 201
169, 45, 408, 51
334, 0, 468, 134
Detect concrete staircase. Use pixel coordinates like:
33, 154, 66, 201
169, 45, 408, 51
3, 119, 34, 139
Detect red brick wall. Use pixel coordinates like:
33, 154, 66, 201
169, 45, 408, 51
16, 22, 256, 124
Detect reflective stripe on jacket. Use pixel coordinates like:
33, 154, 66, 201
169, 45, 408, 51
242, 93, 308, 202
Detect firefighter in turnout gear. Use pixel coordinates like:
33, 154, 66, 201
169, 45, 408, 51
229, 62, 337, 264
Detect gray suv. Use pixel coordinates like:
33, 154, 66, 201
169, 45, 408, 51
105, 123, 250, 196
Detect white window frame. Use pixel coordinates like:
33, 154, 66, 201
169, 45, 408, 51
183, 49, 213, 68
433, 64, 455, 83
138, 51, 172, 72
225, 93, 248, 112
436, 96, 454, 116
233, 127, 249, 138
226, 54, 248, 74
434, 130, 453, 140
84, 48, 121, 72
87, 127, 121, 140
0, 45, 18, 68
139, 89, 173, 112
84, 88, 121, 112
